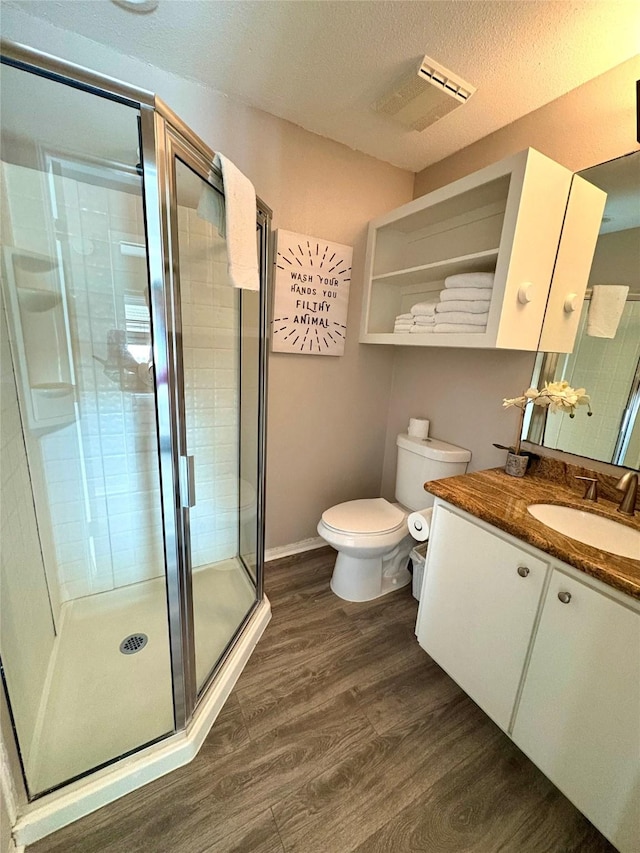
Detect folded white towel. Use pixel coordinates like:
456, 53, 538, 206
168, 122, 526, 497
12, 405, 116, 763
409, 325, 435, 334
213, 153, 259, 291
434, 312, 489, 326
436, 300, 490, 314
394, 326, 412, 334
395, 313, 414, 321
586, 285, 629, 338
410, 301, 438, 316
413, 315, 435, 325
439, 287, 493, 302
394, 322, 413, 331
433, 324, 486, 334
445, 272, 495, 289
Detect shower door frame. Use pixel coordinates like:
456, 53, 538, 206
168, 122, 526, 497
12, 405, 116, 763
1, 39, 269, 773
143, 108, 270, 723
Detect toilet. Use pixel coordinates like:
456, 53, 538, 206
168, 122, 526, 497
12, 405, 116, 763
318, 434, 471, 602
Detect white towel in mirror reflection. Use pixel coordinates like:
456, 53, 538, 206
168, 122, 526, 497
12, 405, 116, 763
586, 285, 629, 338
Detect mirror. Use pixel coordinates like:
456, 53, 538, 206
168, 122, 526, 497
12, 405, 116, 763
524, 150, 640, 470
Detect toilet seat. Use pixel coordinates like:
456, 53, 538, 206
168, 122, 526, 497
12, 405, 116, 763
321, 498, 405, 536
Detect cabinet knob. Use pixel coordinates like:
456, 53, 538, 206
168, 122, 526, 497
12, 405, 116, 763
517, 565, 530, 578
517, 282, 535, 304
564, 292, 579, 313
558, 591, 572, 604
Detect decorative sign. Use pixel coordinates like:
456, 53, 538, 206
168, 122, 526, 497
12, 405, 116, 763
272, 229, 352, 356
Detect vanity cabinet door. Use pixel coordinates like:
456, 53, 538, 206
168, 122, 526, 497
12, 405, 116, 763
416, 506, 548, 731
512, 570, 640, 853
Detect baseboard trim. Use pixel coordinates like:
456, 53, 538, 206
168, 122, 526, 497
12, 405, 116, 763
265, 537, 326, 562
12, 598, 271, 847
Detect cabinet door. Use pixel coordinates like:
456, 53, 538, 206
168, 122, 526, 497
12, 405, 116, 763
416, 507, 548, 731
512, 571, 640, 853
537, 175, 606, 353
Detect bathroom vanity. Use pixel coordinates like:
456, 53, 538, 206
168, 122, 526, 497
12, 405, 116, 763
416, 467, 640, 853
360, 148, 606, 352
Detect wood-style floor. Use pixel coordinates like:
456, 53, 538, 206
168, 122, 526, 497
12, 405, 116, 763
29, 547, 615, 853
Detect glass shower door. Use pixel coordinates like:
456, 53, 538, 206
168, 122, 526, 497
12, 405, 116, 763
171, 153, 259, 695
0, 63, 175, 796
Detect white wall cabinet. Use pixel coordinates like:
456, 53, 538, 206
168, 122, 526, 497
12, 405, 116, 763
360, 148, 606, 351
416, 500, 640, 852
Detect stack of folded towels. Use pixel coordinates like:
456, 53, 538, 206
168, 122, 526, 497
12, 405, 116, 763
434, 271, 494, 333
392, 271, 494, 335
393, 300, 438, 333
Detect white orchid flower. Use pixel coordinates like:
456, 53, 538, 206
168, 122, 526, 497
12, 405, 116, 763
502, 396, 527, 409
501, 381, 592, 456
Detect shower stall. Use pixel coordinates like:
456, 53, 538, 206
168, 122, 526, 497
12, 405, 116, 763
0, 42, 270, 840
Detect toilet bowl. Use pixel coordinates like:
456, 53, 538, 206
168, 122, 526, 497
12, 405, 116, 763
318, 434, 471, 602
318, 499, 415, 602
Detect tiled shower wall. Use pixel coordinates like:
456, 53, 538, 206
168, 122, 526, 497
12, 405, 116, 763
545, 300, 640, 465
177, 206, 240, 570
0, 298, 55, 765
2, 162, 239, 604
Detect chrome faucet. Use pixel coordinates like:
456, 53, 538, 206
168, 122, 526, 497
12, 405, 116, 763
616, 471, 638, 517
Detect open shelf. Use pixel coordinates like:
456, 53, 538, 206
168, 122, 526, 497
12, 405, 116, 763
371, 249, 499, 288
17, 287, 62, 312
361, 149, 602, 350
3, 245, 76, 430
31, 383, 74, 397
361, 331, 490, 346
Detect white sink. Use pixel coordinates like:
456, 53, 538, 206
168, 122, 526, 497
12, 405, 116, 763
527, 504, 640, 561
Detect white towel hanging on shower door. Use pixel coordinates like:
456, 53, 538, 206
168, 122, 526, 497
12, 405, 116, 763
201, 153, 260, 291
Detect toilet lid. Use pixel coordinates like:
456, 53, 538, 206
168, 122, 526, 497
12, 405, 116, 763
321, 498, 405, 534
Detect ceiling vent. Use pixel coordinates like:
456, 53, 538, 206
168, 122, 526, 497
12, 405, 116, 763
374, 55, 476, 132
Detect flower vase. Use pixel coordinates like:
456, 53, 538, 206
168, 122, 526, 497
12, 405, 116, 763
505, 451, 528, 478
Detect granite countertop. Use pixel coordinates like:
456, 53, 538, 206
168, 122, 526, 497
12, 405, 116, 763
424, 462, 640, 600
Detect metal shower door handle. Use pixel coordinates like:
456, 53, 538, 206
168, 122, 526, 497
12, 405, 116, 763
180, 455, 196, 508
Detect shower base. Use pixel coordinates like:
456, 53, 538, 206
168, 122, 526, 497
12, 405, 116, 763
29, 559, 256, 796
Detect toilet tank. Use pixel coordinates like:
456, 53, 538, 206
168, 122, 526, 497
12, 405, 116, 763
395, 433, 471, 510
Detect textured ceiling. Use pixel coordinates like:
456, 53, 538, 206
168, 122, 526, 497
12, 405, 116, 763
4, 0, 640, 172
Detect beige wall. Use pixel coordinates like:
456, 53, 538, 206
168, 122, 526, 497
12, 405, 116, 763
256, 122, 413, 546
379, 56, 640, 492
1, 9, 413, 551
380, 348, 537, 497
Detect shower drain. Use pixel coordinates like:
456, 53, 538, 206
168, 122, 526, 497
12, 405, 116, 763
119, 633, 148, 655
